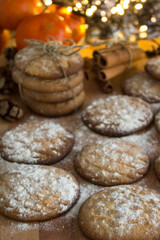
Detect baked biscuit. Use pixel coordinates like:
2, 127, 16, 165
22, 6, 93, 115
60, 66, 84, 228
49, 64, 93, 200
12, 68, 84, 92
0, 165, 79, 221
74, 140, 149, 186
155, 109, 160, 133
154, 155, 160, 180
145, 57, 160, 80
24, 91, 85, 117
0, 120, 74, 164
79, 185, 160, 240
123, 72, 160, 103
14, 44, 84, 79
22, 82, 84, 103
82, 95, 153, 137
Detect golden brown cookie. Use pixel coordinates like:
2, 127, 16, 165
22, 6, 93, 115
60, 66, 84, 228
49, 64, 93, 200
82, 95, 153, 137
0, 165, 79, 221
0, 120, 74, 164
79, 185, 160, 240
22, 82, 84, 103
14, 44, 84, 79
155, 109, 160, 133
74, 140, 149, 186
123, 72, 160, 103
12, 68, 84, 92
145, 57, 160, 80
24, 91, 85, 117
154, 155, 160, 180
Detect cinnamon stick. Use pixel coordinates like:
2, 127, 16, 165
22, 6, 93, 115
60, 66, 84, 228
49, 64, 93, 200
97, 80, 113, 93
97, 48, 145, 69
98, 64, 128, 82
93, 44, 137, 61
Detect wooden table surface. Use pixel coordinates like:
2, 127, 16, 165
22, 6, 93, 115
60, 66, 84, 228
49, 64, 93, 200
1, 57, 160, 240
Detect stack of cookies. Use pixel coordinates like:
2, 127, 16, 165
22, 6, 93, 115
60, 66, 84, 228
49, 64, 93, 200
12, 40, 85, 116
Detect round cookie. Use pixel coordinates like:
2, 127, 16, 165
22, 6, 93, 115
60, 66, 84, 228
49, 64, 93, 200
22, 82, 84, 103
82, 95, 153, 137
154, 155, 160, 180
155, 109, 160, 133
79, 185, 160, 240
24, 91, 85, 117
74, 140, 149, 186
0, 165, 79, 221
0, 120, 74, 164
14, 44, 84, 79
12, 68, 84, 92
145, 57, 160, 80
123, 72, 160, 103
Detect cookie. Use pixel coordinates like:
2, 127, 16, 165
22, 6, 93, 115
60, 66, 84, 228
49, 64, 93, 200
82, 95, 153, 137
145, 57, 160, 80
24, 91, 85, 117
14, 44, 84, 79
12, 68, 84, 92
79, 185, 160, 240
74, 140, 149, 186
123, 72, 160, 103
0, 165, 79, 221
22, 82, 84, 103
155, 109, 160, 133
154, 155, 160, 179
0, 120, 74, 164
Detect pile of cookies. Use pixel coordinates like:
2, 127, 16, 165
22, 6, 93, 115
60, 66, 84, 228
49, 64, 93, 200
12, 40, 85, 116
0, 119, 80, 221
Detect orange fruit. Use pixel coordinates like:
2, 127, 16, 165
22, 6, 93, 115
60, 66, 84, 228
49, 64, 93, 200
0, 28, 10, 53
56, 7, 86, 43
16, 12, 72, 49
0, 0, 43, 30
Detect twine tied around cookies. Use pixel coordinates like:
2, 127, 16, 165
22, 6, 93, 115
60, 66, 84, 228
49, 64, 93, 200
19, 36, 87, 111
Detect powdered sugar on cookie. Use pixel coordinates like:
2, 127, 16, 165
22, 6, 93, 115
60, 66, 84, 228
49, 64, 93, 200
79, 185, 160, 239
75, 141, 149, 186
82, 95, 153, 136
0, 165, 79, 221
0, 120, 73, 164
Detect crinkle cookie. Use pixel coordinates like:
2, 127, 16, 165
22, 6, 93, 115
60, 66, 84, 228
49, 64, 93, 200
155, 109, 160, 133
82, 95, 153, 137
79, 185, 160, 240
23, 91, 85, 117
22, 82, 84, 103
145, 57, 160, 80
0, 120, 74, 164
12, 68, 84, 92
0, 165, 79, 221
14, 43, 84, 79
123, 72, 160, 103
74, 140, 149, 186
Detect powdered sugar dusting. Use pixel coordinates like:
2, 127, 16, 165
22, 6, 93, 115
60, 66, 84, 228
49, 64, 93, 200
79, 185, 160, 239
0, 120, 73, 164
123, 72, 160, 103
0, 113, 160, 236
146, 57, 160, 74
75, 141, 149, 186
0, 165, 79, 221
82, 95, 153, 136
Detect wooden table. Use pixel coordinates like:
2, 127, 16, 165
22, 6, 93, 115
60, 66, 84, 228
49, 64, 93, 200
1, 57, 160, 240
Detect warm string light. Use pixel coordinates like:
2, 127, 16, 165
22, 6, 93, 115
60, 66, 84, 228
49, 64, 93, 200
61, 0, 159, 40
44, 0, 52, 6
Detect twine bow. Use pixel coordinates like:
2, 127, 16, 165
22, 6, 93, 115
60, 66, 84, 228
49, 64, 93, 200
19, 36, 87, 111
105, 39, 138, 69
